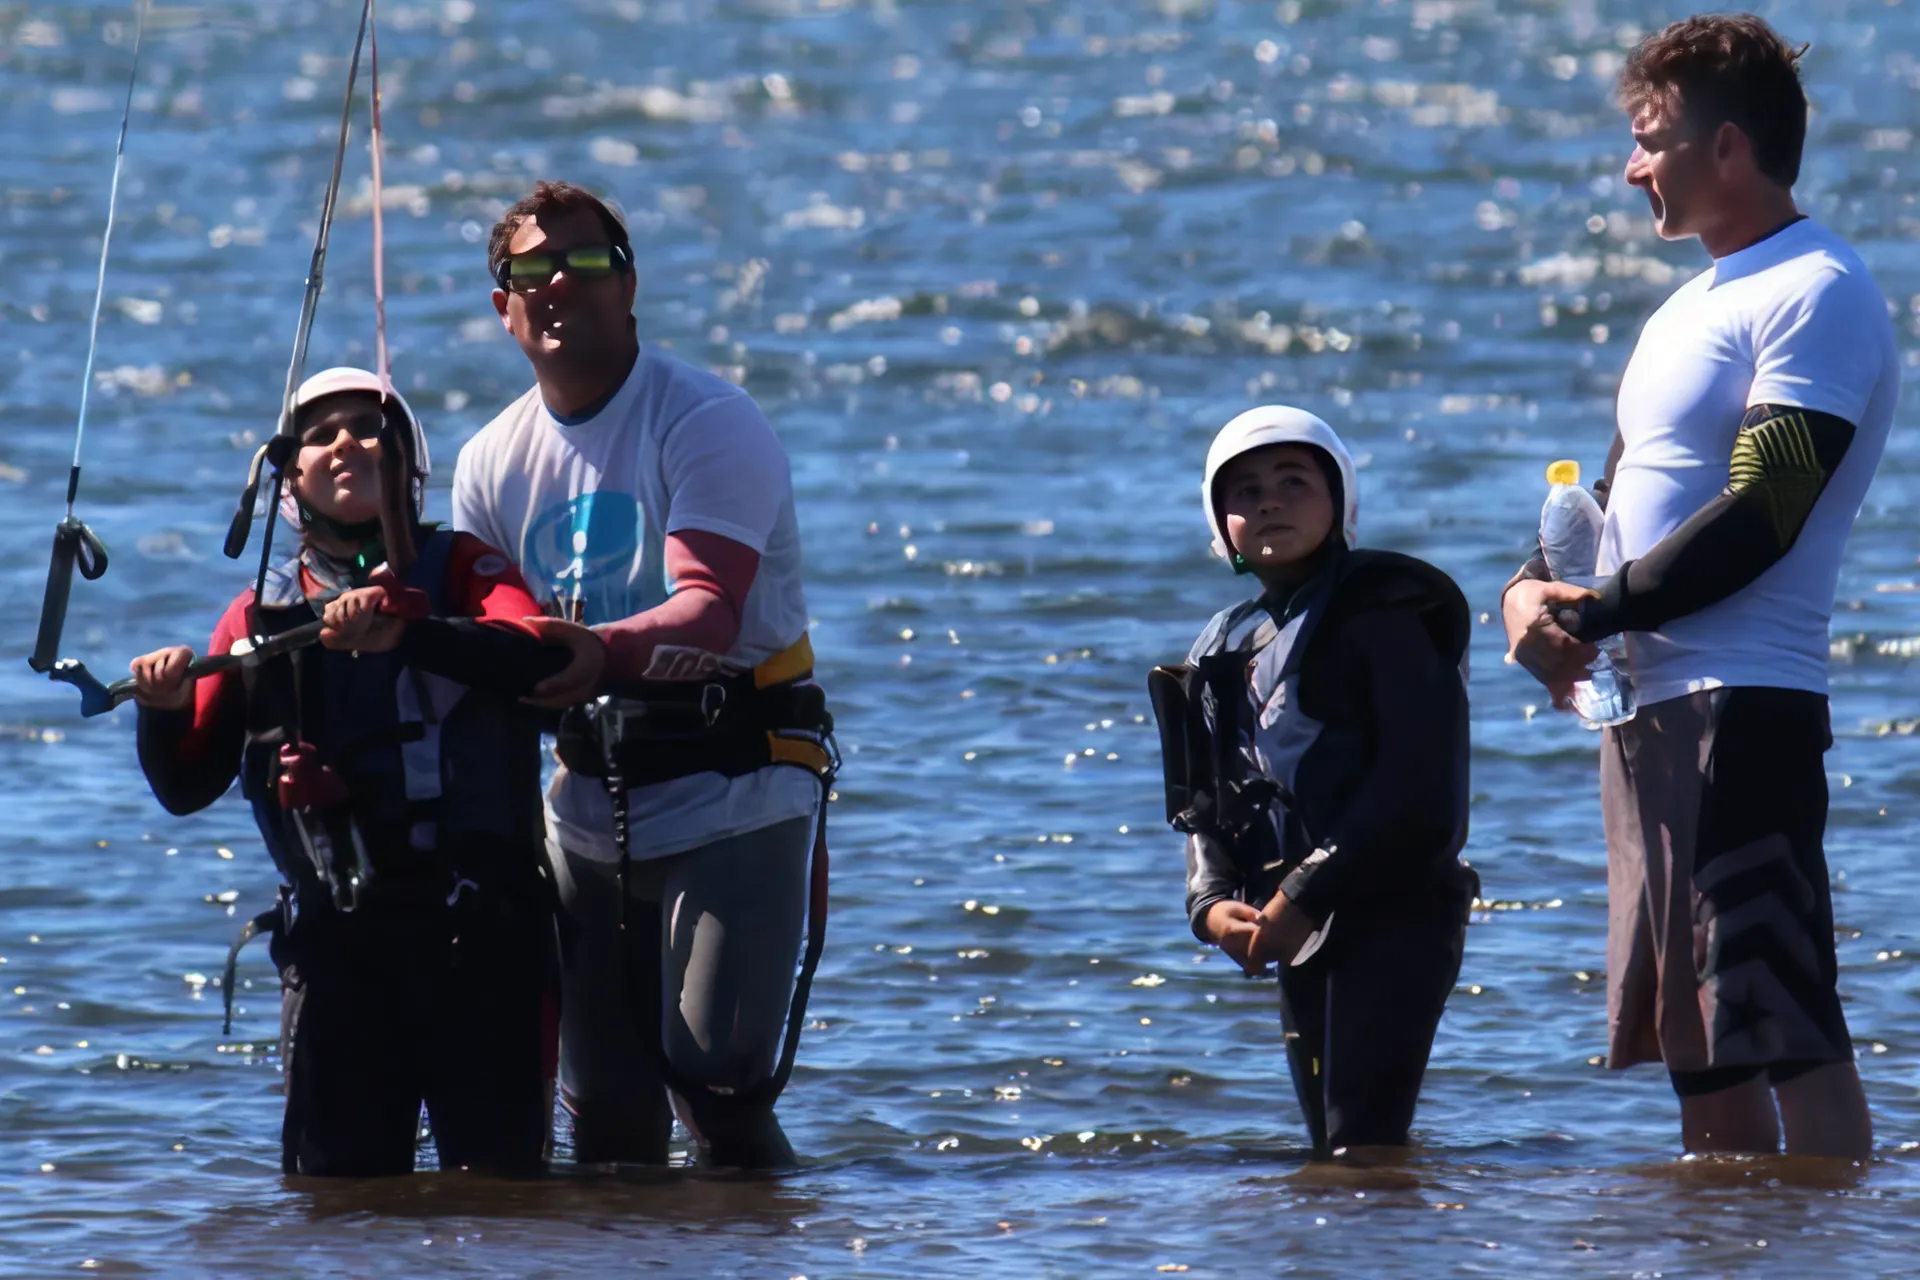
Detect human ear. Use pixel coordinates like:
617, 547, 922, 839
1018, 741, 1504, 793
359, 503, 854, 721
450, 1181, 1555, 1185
1714, 120, 1745, 170
492, 288, 510, 323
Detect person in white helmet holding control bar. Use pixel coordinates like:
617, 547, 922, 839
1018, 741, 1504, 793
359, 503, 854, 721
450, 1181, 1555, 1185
126, 367, 597, 1176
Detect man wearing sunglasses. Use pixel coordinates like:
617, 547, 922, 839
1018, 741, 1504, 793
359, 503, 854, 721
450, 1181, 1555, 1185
451, 181, 823, 1169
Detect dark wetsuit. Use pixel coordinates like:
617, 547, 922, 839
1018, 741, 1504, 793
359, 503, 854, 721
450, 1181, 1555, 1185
1167, 551, 1477, 1154
138, 532, 565, 1176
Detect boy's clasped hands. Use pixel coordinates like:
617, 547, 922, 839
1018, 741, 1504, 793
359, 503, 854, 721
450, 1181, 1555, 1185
1204, 894, 1317, 975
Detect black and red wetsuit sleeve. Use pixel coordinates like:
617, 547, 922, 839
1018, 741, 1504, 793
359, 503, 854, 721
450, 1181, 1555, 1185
448, 532, 548, 626
390, 533, 572, 695
1277, 605, 1471, 923
137, 593, 251, 816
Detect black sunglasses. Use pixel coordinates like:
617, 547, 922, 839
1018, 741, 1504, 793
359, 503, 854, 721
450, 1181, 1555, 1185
493, 243, 633, 293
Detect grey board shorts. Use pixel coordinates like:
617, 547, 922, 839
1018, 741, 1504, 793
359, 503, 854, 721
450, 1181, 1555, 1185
1601, 688, 1853, 1078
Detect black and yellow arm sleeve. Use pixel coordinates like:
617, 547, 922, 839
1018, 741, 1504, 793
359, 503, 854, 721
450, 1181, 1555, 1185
1569, 404, 1855, 642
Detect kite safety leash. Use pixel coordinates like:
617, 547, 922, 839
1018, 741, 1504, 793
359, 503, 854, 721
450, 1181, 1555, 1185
30, 0, 148, 699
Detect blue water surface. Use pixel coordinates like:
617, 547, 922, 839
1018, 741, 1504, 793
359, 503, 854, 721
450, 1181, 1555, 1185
5, 0, 1920, 1274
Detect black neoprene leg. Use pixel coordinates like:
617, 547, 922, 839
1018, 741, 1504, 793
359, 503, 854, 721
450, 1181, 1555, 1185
549, 844, 674, 1164
1280, 897, 1466, 1155
424, 904, 555, 1175
1320, 900, 1464, 1150
1279, 960, 1331, 1154
278, 916, 427, 1177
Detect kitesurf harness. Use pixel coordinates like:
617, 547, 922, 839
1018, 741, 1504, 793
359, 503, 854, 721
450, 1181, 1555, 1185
558, 635, 838, 1109
221, 529, 551, 1033
28, 1, 146, 706
555, 636, 835, 795
245, 532, 442, 909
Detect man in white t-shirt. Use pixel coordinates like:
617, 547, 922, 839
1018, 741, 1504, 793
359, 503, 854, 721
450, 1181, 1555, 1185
452, 181, 829, 1168
1504, 15, 1894, 1160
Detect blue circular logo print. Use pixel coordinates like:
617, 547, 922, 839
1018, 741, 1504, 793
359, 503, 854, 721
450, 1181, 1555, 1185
523, 491, 650, 622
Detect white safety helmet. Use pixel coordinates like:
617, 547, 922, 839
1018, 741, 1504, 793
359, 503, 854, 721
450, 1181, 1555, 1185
278, 366, 432, 522
1202, 404, 1359, 571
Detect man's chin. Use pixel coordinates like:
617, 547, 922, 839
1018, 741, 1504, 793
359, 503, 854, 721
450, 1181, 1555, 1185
1647, 201, 1691, 241
528, 331, 613, 365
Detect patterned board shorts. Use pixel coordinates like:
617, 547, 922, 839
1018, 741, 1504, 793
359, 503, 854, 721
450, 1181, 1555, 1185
1601, 687, 1854, 1084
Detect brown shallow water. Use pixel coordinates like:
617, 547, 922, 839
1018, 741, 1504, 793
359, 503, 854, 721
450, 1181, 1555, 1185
6, 0, 1920, 1273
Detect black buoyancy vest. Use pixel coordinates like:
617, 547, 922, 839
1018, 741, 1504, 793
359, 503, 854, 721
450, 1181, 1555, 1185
238, 530, 547, 894
1149, 549, 1470, 886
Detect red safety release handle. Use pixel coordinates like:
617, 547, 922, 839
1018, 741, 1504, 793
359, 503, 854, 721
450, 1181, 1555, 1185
277, 741, 351, 813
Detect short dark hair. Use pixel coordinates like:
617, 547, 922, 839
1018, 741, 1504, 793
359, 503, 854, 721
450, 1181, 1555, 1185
487, 180, 631, 274
1618, 14, 1808, 187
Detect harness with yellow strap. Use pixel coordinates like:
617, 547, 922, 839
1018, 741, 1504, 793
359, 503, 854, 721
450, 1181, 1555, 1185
555, 633, 838, 1107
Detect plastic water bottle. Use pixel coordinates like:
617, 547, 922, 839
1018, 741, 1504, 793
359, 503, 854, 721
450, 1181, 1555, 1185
1538, 460, 1636, 728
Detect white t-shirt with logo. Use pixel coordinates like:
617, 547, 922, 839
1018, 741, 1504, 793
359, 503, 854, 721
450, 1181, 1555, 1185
451, 347, 818, 860
1601, 218, 1899, 705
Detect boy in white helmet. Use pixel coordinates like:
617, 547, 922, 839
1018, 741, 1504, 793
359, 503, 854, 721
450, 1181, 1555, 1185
1149, 405, 1478, 1156
126, 368, 602, 1176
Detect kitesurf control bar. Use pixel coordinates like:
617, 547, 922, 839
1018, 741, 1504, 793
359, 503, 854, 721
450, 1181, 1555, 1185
51, 568, 430, 718
51, 620, 327, 718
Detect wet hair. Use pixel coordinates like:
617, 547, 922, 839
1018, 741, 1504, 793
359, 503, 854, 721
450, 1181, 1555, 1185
1617, 14, 1808, 187
486, 180, 633, 275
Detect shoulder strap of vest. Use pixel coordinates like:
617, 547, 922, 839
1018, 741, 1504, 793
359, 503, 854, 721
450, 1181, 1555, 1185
1326, 549, 1471, 664
1191, 596, 1274, 661
1184, 594, 1286, 850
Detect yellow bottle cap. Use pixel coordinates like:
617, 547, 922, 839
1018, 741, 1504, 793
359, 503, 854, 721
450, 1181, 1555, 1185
1546, 459, 1581, 487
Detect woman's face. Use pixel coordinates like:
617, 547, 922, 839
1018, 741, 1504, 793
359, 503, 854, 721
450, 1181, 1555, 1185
290, 392, 387, 526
